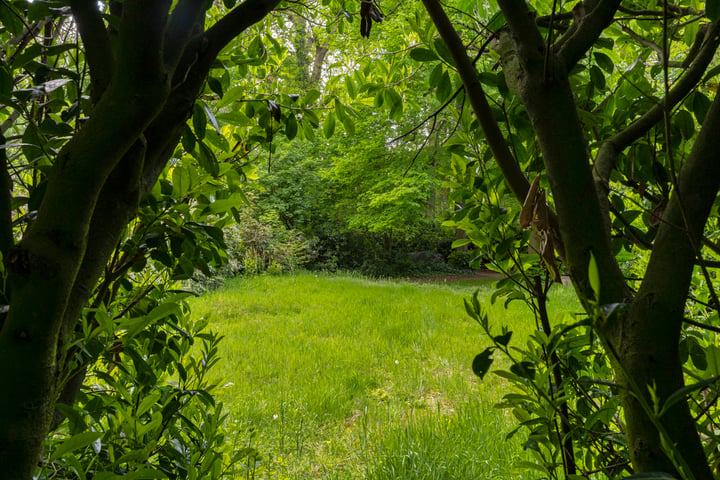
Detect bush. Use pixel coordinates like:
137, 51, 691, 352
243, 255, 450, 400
38, 293, 247, 479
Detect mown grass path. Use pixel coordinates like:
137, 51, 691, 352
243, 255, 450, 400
191, 272, 578, 479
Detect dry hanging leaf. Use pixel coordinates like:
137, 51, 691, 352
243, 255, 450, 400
360, 0, 384, 38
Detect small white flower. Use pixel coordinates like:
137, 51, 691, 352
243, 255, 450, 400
273, 414, 279, 420
395, 360, 399, 365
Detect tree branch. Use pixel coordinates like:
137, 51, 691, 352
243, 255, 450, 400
53, 139, 146, 430
421, 0, 530, 203
70, 0, 114, 103
617, 24, 663, 59
623, 86, 720, 480
163, 0, 206, 72
204, 0, 282, 59
116, 0, 172, 86
0, 135, 12, 263
496, 0, 544, 61
496, 0, 626, 305
594, 19, 720, 188
557, 0, 621, 69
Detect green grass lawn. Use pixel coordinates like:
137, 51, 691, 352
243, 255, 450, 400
190, 272, 580, 479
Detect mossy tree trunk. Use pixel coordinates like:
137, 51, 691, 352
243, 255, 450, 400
422, 0, 720, 477
0, 1, 280, 477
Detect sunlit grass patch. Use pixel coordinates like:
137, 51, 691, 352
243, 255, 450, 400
190, 272, 579, 478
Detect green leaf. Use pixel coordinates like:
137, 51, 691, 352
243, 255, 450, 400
493, 331, 513, 347
692, 92, 711, 123
659, 376, 719, 417
215, 110, 252, 126
588, 250, 600, 301
197, 141, 219, 176
192, 102, 207, 140
428, 63, 444, 88
593, 52, 614, 73
624, 473, 678, 479
690, 340, 708, 370
590, 65, 606, 91
136, 391, 162, 417
675, 109, 695, 140
301, 118, 315, 140
172, 165, 191, 197
451, 238, 472, 248
433, 38, 454, 65
50, 431, 103, 461
181, 125, 196, 153
409, 47, 438, 62
208, 76, 224, 98
436, 70, 452, 102
334, 100, 355, 135
122, 302, 181, 339
323, 112, 336, 138
216, 85, 245, 108
345, 76, 357, 99
384, 88, 403, 120
285, 113, 298, 140
472, 348, 494, 379
204, 129, 230, 152
510, 361, 535, 379
303, 89, 321, 105
118, 468, 168, 479
202, 102, 221, 133
209, 193, 249, 214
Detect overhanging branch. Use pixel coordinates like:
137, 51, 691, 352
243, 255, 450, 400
594, 19, 720, 188
205, 0, 282, 59
557, 0, 621, 69
421, 0, 530, 202
0, 135, 12, 262
163, 0, 207, 71
70, 0, 114, 103
116, 0, 171, 85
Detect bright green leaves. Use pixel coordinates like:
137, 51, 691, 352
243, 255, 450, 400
589, 65, 606, 91
588, 250, 600, 302
197, 141, 220, 177
171, 163, 191, 198
323, 111, 336, 138
322, 98, 358, 138
334, 99, 356, 135
48, 432, 103, 463
436, 70, 453, 102
675, 108, 695, 140
383, 88, 403, 121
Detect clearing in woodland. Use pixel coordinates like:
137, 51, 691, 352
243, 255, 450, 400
190, 272, 579, 479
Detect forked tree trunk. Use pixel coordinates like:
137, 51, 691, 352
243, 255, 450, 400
422, 0, 718, 477
0, 0, 281, 477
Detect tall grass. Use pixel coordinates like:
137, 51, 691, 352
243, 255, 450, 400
190, 272, 580, 479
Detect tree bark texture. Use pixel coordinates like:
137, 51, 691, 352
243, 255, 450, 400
0, 0, 281, 477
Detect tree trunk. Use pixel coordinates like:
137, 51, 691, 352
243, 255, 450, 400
422, 0, 718, 476
0, 0, 281, 476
